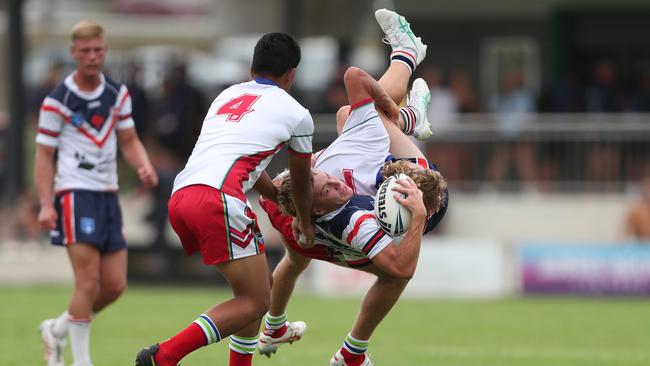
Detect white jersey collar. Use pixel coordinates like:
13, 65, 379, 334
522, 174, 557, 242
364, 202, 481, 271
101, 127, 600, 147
64, 72, 106, 101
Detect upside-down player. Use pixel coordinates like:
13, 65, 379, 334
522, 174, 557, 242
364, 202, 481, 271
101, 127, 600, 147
256, 9, 448, 366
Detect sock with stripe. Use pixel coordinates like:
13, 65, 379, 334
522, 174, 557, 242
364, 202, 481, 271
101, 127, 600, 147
263, 312, 288, 338
51, 310, 69, 339
339, 333, 369, 365
229, 335, 259, 366
69, 316, 92, 365
391, 52, 416, 75
156, 314, 222, 365
399, 106, 419, 135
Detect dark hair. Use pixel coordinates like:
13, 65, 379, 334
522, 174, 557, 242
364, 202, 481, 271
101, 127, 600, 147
251, 32, 301, 77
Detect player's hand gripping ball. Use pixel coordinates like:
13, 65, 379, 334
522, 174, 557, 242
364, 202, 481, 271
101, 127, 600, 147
374, 173, 412, 237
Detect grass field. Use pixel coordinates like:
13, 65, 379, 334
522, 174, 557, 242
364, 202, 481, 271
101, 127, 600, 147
2, 285, 649, 366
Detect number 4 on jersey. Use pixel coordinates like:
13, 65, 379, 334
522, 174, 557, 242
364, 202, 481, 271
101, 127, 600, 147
216, 94, 260, 122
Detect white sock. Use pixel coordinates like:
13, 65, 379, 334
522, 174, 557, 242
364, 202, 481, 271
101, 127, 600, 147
51, 310, 69, 339
69, 317, 92, 365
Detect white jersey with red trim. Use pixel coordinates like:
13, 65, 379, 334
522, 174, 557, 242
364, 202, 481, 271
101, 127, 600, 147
172, 79, 313, 200
313, 101, 388, 196
313, 194, 393, 262
36, 72, 135, 192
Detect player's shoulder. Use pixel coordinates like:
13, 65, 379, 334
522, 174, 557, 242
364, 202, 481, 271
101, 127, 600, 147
46, 81, 70, 103
103, 74, 125, 96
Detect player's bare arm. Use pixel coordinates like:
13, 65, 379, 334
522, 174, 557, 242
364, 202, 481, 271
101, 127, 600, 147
254, 171, 278, 203
288, 153, 315, 247
370, 178, 426, 279
343, 66, 400, 125
117, 127, 158, 188
34, 144, 57, 230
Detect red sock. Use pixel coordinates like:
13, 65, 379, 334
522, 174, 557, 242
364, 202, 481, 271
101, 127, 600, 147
156, 323, 207, 365
340, 348, 366, 366
229, 350, 253, 366
265, 323, 287, 338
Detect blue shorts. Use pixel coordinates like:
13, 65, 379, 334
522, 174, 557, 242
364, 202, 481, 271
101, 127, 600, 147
51, 190, 126, 252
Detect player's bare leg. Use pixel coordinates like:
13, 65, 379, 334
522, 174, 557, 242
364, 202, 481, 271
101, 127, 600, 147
137, 254, 271, 366
93, 249, 127, 313
329, 265, 407, 366
258, 245, 310, 357
67, 243, 103, 366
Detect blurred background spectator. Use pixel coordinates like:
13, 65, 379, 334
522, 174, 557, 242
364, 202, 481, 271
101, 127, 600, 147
624, 176, 650, 241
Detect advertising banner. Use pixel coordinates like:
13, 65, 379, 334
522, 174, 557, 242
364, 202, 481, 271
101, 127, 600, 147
519, 243, 650, 295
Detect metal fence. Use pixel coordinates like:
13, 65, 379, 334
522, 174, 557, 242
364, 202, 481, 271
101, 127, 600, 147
306, 113, 650, 193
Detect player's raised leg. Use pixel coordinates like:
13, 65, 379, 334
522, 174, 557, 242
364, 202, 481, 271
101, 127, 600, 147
258, 246, 310, 357
376, 8, 427, 102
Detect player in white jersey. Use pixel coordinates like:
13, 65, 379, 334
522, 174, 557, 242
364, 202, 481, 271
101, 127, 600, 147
257, 9, 447, 366
35, 21, 158, 366
135, 32, 315, 366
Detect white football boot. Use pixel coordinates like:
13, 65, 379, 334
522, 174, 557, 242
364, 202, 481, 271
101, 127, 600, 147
329, 350, 374, 366
375, 8, 428, 67
407, 78, 433, 140
257, 321, 307, 357
39, 319, 66, 366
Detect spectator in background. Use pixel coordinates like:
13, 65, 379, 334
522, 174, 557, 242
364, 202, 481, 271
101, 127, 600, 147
125, 63, 151, 137
420, 64, 458, 129
624, 176, 650, 241
147, 63, 207, 245
448, 67, 479, 113
419, 64, 469, 184
539, 68, 583, 112
584, 61, 622, 188
152, 63, 206, 160
486, 69, 538, 191
584, 61, 623, 112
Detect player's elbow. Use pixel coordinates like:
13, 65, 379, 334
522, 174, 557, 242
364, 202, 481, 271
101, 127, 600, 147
343, 66, 366, 86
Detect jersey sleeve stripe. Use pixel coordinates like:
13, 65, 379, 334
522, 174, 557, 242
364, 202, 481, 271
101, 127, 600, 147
362, 230, 387, 254
287, 147, 312, 158
40, 105, 71, 122
117, 113, 132, 121
345, 213, 376, 243
37, 128, 60, 137
350, 98, 374, 112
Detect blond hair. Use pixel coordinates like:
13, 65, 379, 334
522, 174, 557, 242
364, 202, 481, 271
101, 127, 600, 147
381, 160, 447, 214
275, 170, 297, 217
71, 20, 104, 41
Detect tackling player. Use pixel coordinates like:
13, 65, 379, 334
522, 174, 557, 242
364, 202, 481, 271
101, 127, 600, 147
256, 9, 448, 366
135, 32, 315, 366
36, 20, 158, 366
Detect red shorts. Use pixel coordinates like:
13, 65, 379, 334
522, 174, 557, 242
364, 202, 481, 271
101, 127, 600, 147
258, 196, 371, 268
168, 185, 265, 265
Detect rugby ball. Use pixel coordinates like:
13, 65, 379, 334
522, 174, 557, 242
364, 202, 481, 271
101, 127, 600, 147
374, 173, 412, 237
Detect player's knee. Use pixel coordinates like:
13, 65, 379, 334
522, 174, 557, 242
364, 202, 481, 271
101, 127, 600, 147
240, 295, 269, 320
343, 66, 364, 84
102, 281, 126, 301
76, 276, 100, 295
